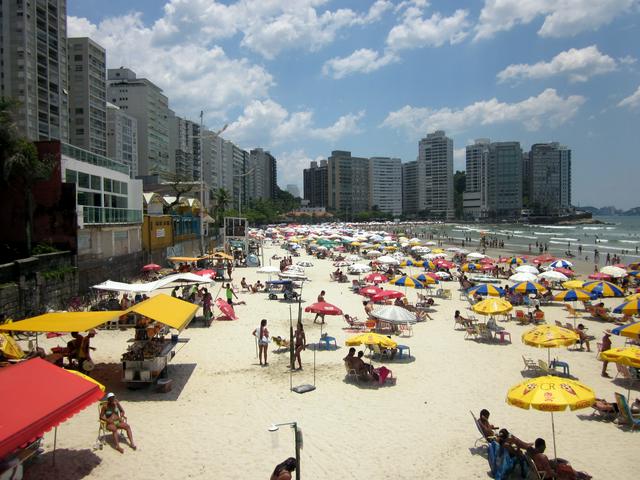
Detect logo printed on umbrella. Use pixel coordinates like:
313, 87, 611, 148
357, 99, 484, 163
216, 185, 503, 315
544, 392, 554, 402
522, 383, 537, 396
560, 383, 577, 396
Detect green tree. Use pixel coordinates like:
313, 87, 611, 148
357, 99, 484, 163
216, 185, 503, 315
214, 188, 231, 226
453, 170, 466, 219
0, 99, 54, 256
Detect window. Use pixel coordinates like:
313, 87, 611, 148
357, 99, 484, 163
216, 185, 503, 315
65, 169, 76, 183
75, 107, 83, 114
103, 178, 111, 192
90, 175, 100, 190
74, 54, 83, 61
78, 172, 89, 188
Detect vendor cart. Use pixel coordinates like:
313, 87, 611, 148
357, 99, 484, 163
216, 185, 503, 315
265, 280, 301, 302
121, 333, 189, 386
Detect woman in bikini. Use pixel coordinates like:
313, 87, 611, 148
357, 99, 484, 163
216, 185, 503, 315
100, 393, 136, 453
253, 319, 270, 366
294, 320, 306, 370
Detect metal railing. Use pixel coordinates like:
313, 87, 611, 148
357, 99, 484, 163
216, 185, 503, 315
62, 143, 130, 176
82, 206, 142, 224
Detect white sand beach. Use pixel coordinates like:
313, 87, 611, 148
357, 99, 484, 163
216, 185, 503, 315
22, 242, 640, 479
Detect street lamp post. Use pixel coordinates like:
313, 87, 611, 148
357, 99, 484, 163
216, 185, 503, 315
234, 167, 255, 216
268, 422, 301, 480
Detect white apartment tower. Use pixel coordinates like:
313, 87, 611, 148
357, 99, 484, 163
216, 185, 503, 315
529, 143, 572, 215
106, 102, 138, 178
369, 157, 402, 217
106, 68, 170, 177
418, 130, 454, 219
0, 0, 69, 141
68, 37, 107, 156
462, 139, 490, 219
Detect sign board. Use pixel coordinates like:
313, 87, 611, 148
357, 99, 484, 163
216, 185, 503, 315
156, 228, 165, 238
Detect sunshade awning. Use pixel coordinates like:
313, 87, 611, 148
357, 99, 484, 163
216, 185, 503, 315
0, 358, 104, 459
0, 311, 122, 333
126, 294, 198, 331
92, 272, 209, 293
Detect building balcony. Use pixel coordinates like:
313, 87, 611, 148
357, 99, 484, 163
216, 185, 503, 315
62, 143, 129, 175
81, 206, 142, 225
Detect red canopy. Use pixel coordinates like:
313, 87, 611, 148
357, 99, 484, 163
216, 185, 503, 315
371, 290, 404, 302
364, 273, 388, 284
142, 263, 162, 271
435, 260, 455, 269
0, 358, 104, 460
304, 301, 343, 316
532, 254, 556, 265
215, 298, 237, 320
359, 285, 383, 297
588, 272, 612, 280
553, 267, 575, 277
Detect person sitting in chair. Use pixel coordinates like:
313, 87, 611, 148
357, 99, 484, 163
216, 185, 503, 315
527, 438, 592, 480
100, 393, 136, 453
478, 409, 498, 440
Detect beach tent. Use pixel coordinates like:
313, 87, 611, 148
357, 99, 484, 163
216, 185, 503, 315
126, 294, 198, 331
91, 273, 209, 294
0, 358, 104, 460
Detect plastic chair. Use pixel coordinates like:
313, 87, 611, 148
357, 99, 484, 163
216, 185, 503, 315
614, 392, 640, 430
318, 334, 337, 350
496, 331, 512, 343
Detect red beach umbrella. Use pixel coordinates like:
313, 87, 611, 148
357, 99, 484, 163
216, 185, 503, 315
215, 298, 237, 320
553, 267, 575, 277
532, 254, 556, 265
194, 269, 215, 277
142, 263, 161, 271
304, 301, 343, 316
371, 290, 404, 303
588, 272, 612, 280
435, 260, 455, 269
365, 273, 388, 284
359, 286, 383, 297
479, 257, 496, 264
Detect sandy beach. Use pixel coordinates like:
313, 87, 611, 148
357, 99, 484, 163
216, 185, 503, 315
21, 241, 640, 479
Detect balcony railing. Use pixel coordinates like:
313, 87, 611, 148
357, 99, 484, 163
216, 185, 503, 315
82, 206, 142, 225
62, 143, 129, 175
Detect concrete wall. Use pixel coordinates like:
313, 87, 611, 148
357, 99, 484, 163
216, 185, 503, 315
77, 250, 144, 291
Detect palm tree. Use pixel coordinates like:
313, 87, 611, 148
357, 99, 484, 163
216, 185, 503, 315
214, 188, 231, 226
1, 99, 54, 256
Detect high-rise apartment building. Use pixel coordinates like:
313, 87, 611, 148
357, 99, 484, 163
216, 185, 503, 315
106, 103, 138, 178
247, 148, 277, 201
169, 115, 200, 181
401, 161, 419, 215
462, 139, 490, 219
202, 129, 223, 201
327, 151, 369, 214
67, 37, 106, 156
486, 142, 523, 218
107, 68, 170, 177
417, 130, 454, 219
369, 157, 402, 217
303, 160, 328, 208
0, 0, 69, 141
529, 143, 572, 215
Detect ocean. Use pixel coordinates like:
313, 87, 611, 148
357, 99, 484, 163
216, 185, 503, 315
413, 215, 640, 262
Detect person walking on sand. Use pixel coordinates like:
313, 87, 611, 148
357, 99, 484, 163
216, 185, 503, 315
226, 260, 233, 280
294, 320, 306, 370
601, 330, 612, 377
314, 290, 326, 324
253, 319, 270, 366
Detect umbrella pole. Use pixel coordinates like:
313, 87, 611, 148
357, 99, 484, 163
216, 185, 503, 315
551, 412, 557, 461
53, 426, 57, 466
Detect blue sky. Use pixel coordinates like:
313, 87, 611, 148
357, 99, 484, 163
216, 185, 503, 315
68, 0, 640, 209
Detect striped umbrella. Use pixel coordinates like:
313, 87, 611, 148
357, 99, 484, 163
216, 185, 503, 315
628, 271, 640, 279
613, 299, 640, 315
468, 284, 504, 297
553, 289, 594, 302
414, 273, 439, 284
628, 262, 640, 270
388, 275, 425, 289
549, 259, 573, 269
511, 281, 547, 295
612, 321, 640, 340
424, 260, 438, 270
508, 257, 527, 265
582, 281, 624, 297
461, 262, 482, 272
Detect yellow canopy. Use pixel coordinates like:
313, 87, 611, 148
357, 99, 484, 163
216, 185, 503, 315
168, 256, 202, 263
521, 325, 579, 349
0, 311, 122, 333
562, 280, 585, 289
126, 294, 197, 331
207, 252, 234, 261
473, 298, 513, 316
600, 346, 640, 368
0, 333, 25, 359
345, 332, 397, 349
506, 375, 595, 412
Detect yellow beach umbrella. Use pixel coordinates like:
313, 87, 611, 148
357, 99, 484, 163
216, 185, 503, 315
0, 333, 25, 359
625, 293, 640, 301
522, 325, 579, 363
506, 375, 595, 458
600, 346, 640, 368
473, 298, 513, 316
350, 241, 362, 246
431, 248, 445, 254
562, 280, 585, 290
345, 332, 397, 349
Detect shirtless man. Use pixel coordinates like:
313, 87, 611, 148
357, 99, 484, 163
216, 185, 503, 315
528, 438, 592, 480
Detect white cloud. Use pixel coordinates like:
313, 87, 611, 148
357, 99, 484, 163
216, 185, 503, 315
382, 89, 585, 137
68, 13, 273, 120
322, 49, 398, 79
618, 85, 640, 109
619, 55, 637, 65
275, 150, 324, 190
386, 8, 470, 50
475, 0, 635, 40
453, 147, 466, 171
497, 45, 618, 83
225, 99, 364, 146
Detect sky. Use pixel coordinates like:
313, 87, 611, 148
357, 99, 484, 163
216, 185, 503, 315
67, 0, 640, 209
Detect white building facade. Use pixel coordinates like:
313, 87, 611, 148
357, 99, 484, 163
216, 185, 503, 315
106, 103, 138, 178
369, 157, 402, 217
418, 130, 454, 219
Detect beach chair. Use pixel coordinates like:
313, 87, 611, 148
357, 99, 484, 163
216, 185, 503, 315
97, 401, 127, 449
344, 362, 359, 382
591, 399, 619, 422
614, 392, 640, 430
534, 311, 545, 324
440, 289, 452, 300
525, 452, 548, 479
469, 410, 494, 447
459, 290, 470, 301
514, 310, 528, 325
614, 364, 636, 387
398, 322, 413, 337
564, 322, 575, 331
272, 336, 290, 352
537, 359, 554, 375
564, 304, 581, 319
371, 343, 391, 360
477, 323, 493, 342
522, 356, 541, 374
454, 316, 466, 330
465, 325, 479, 340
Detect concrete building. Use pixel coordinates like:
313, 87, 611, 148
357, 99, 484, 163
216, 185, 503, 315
303, 160, 328, 208
529, 143, 572, 215
107, 68, 170, 177
369, 157, 402, 217
67, 37, 107, 156
522, 151, 531, 207
285, 184, 300, 198
247, 148, 277, 201
106, 103, 138, 178
0, 0, 69, 142
201, 129, 223, 204
327, 151, 369, 215
417, 130, 454, 219
218, 140, 249, 210
486, 142, 523, 219
401, 161, 419, 216
169, 115, 201, 182
462, 139, 490, 219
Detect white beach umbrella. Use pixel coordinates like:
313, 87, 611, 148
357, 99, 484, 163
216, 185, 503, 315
467, 252, 486, 260
377, 255, 400, 265
296, 261, 314, 268
348, 264, 372, 274
599, 266, 628, 278
346, 254, 362, 262
367, 250, 383, 258
435, 271, 452, 280
425, 241, 437, 246
537, 270, 569, 282
509, 272, 538, 282
515, 265, 539, 274
549, 259, 573, 269
371, 305, 417, 324
258, 266, 280, 274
